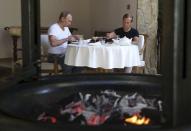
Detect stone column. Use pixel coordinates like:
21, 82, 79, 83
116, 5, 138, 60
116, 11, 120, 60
137, 0, 158, 74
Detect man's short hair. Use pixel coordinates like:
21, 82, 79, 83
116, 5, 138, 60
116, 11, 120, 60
59, 11, 71, 20
123, 13, 133, 22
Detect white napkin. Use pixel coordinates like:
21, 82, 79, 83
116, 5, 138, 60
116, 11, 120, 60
112, 39, 120, 44
89, 41, 102, 46
119, 37, 132, 46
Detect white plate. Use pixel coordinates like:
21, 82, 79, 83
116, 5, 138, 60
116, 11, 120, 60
119, 43, 132, 46
71, 41, 79, 44
89, 42, 102, 46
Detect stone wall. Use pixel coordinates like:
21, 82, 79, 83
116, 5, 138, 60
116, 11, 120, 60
137, 0, 158, 74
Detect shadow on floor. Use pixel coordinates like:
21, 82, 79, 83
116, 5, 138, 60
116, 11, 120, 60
0, 66, 11, 79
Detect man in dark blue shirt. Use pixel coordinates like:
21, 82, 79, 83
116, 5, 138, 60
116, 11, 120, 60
107, 13, 139, 43
107, 13, 139, 73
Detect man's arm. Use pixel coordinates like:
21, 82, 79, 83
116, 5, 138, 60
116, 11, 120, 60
132, 28, 139, 44
49, 35, 69, 47
48, 35, 77, 47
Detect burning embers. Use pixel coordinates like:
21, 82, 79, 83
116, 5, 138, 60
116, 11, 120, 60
37, 90, 162, 126
125, 114, 150, 125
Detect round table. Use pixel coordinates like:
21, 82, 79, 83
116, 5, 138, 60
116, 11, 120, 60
64, 43, 141, 69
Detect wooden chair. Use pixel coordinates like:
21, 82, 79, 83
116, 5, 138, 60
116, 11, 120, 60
40, 34, 61, 75
94, 30, 111, 37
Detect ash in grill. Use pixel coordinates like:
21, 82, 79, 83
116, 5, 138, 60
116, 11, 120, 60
37, 90, 163, 126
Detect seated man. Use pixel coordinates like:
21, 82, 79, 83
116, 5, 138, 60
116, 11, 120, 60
48, 11, 79, 74
107, 13, 139, 73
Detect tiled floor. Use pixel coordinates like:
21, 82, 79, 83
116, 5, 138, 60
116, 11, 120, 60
0, 57, 144, 77
0, 58, 12, 67
0, 58, 24, 82
0, 58, 12, 77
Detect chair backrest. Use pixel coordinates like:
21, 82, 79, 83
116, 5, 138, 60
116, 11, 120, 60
138, 35, 145, 51
40, 34, 50, 56
138, 35, 145, 61
94, 30, 111, 37
40, 34, 61, 75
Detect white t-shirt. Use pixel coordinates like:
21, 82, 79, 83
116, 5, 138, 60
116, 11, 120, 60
48, 23, 71, 54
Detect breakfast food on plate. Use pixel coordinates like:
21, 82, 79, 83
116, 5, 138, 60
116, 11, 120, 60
105, 38, 113, 44
89, 39, 99, 43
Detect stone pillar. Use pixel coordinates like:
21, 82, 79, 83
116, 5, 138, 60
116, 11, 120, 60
137, 0, 158, 74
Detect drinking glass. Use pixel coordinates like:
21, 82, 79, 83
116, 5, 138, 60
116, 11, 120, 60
100, 38, 105, 45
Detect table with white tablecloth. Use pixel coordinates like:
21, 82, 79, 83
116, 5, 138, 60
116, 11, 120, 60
64, 44, 141, 69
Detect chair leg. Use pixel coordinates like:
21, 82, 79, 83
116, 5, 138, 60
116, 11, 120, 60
96, 68, 113, 73
53, 59, 59, 74
124, 67, 132, 73
133, 66, 144, 74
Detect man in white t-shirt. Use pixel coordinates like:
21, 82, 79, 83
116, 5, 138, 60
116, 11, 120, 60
48, 11, 78, 73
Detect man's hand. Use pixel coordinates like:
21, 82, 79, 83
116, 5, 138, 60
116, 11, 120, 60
68, 35, 77, 42
132, 36, 139, 44
73, 35, 83, 40
106, 32, 116, 39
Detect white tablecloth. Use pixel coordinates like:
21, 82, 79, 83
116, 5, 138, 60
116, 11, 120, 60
64, 44, 141, 69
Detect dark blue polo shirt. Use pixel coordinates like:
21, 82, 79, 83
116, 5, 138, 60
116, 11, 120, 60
114, 27, 139, 39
